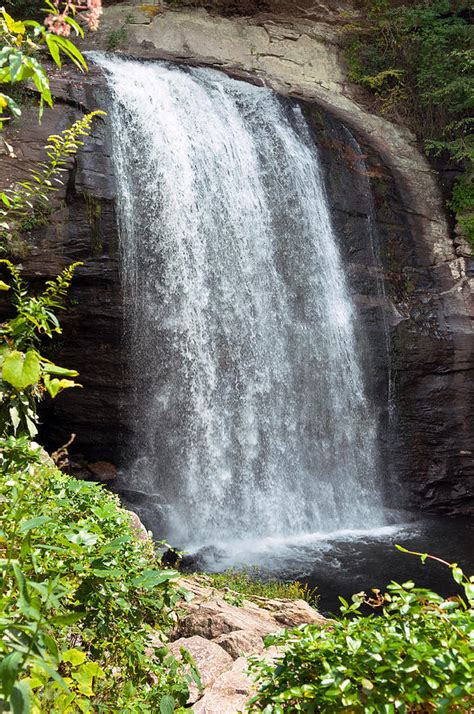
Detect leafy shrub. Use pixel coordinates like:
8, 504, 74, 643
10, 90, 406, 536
0, 260, 82, 438
247, 550, 474, 713
0, 436, 198, 712
0, 6, 88, 127
343, 0, 473, 249
1, 111, 105, 249
203, 569, 318, 607
0, 1, 104, 127
106, 26, 127, 50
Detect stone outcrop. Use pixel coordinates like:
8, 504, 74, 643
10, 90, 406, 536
162, 576, 326, 711
174, 577, 325, 639
192, 657, 259, 714
0, 1, 472, 514
169, 635, 234, 703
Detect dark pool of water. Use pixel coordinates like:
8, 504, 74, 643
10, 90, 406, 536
186, 515, 473, 615
298, 516, 473, 615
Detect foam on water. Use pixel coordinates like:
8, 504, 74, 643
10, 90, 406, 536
187, 524, 414, 575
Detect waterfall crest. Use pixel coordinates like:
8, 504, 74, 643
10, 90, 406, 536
93, 55, 385, 546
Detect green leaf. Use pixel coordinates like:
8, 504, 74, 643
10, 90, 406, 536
34, 659, 70, 692
62, 649, 87, 666
63, 15, 84, 38
44, 375, 81, 398
43, 634, 60, 662
51, 36, 88, 72
2, 350, 41, 390
0, 280, 10, 290
1, 9, 26, 35
8, 52, 23, 82
45, 34, 61, 68
66, 529, 99, 546
132, 569, 179, 589
42, 363, 79, 377
12, 563, 29, 606
160, 695, 176, 714
25, 413, 38, 438
19, 515, 52, 533
72, 662, 104, 696
9, 405, 20, 433
0, 651, 22, 697
10, 681, 31, 714
464, 582, 474, 602
51, 612, 86, 626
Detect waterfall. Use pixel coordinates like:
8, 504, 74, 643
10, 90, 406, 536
93, 54, 385, 547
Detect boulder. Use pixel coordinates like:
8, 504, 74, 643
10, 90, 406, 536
192, 656, 254, 714
87, 460, 118, 481
193, 648, 280, 714
168, 635, 233, 704
175, 577, 326, 639
174, 597, 280, 640
262, 597, 327, 628
152, 579, 325, 710
126, 509, 150, 542
214, 629, 265, 659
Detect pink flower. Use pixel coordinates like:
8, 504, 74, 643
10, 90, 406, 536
44, 13, 71, 36
44, 0, 103, 34
84, 1, 102, 31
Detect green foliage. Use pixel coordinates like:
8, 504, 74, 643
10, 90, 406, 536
0, 111, 105, 251
0, 437, 198, 712
0, 6, 88, 127
343, 0, 473, 249
203, 569, 319, 607
106, 26, 127, 50
0, 260, 81, 437
449, 169, 474, 246
247, 550, 474, 713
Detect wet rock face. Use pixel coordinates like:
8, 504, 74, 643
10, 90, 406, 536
0, 80, 126, 462
304, 109, 473, 515
0, 55, 472, 514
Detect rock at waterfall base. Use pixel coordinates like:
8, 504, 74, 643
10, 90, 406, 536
169, 635, 233, 703
87, 460, 118, 481
160, 577, 327, 711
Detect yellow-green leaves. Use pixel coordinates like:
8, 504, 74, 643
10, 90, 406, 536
43, 376, 81, 398
0, 260, 82, 437
0, 9, 26, 36
1, 113, 105, 242
0, 438, 191, 711
0, 5, 91, 127
248, 549, 474, 713
2, 350, 40, 390
42, 363, 82, 398
62, 649, 87, 667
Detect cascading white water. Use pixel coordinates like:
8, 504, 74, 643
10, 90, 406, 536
93, 54, 385, 547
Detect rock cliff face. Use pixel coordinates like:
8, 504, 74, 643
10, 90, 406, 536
0, 2, 472, 514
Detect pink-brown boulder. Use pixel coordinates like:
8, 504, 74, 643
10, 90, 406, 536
192, 656, 253, 714
214, 629, 265, 659
169, 635, 233, 704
